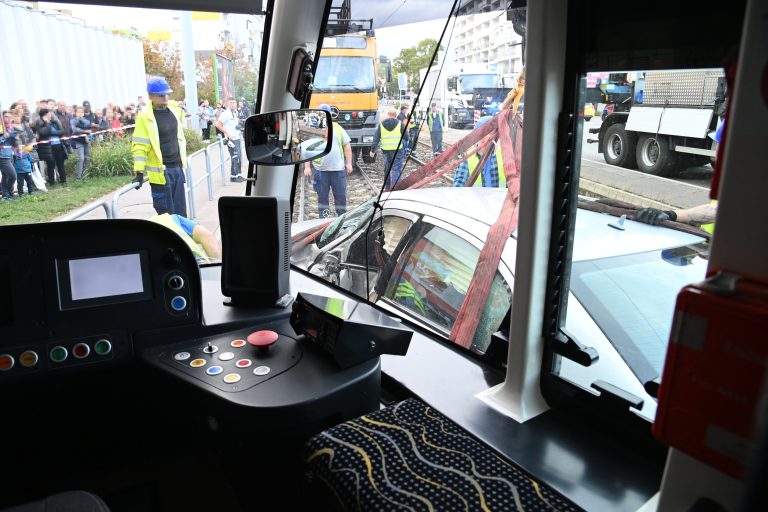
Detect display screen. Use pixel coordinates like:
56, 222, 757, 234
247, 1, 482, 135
57, 251, 152, 310
70, 254, 144, 300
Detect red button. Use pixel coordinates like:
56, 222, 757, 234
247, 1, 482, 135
235, 359, 252, 368
247, 330, 279, 348
0, 354, 14, 371
73, 343, 90, 359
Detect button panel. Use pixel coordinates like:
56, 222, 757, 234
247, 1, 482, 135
164, 330, 302, 393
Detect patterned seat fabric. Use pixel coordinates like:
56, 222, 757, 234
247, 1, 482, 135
305, 398, 582, 511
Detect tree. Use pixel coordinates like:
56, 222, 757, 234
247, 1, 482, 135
143, 39, 184, 100
392, 38, 443, 93
196, 54, 216, 105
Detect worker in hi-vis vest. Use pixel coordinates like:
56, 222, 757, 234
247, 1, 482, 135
426, 102, 445, 155
303, 104, 352, 218
370, 109, 409, 191
131, 76, 188, 216
453, 116, 506, 188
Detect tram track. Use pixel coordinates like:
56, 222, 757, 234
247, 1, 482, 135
293, 135, 455, 223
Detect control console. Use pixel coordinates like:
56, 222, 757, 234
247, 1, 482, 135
0, 220, 201, 382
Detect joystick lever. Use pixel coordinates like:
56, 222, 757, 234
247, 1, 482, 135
247, 330, 279, 357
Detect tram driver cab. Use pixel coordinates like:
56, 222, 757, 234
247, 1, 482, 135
1, 0, 766, 511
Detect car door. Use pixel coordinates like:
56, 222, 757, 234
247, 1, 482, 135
376, 216, 513, 355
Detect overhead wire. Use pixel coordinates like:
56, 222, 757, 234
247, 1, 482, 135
363, 0, 461, 299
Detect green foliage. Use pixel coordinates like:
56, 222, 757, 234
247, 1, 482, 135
0, 176, 127, 225
63, 139, 133, 179
143, 39, 184, 101
184, 128, 206, 154
392, 39, 443, 93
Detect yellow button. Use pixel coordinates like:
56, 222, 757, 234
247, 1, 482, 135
223, 373, 241, 384
190, 358, 207, 368
20, 351, 39, 368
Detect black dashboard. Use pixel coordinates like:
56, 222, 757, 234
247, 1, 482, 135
0, 220, 380, 430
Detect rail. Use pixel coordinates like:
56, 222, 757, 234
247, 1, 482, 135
58, 137, 232, 222
58, 200, 112, 221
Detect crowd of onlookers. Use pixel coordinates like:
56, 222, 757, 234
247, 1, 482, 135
197, 98, 251, 141
0, 96, 149, 200
1, 95, 254, 201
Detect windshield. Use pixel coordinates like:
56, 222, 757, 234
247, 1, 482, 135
313, 56, 376, 92
570, 246, 708, 384
459, 74, 498, 93
0, 3, 266, 266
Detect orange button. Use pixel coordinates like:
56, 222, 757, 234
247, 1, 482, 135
0, 354, 14, 371
19, 351, 39, 368
230, 339, 246, 348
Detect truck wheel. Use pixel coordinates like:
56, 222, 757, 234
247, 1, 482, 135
636, 134, 678, 176
602, 124, 637, 168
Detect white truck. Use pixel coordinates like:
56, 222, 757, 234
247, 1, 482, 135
591, 69, 726, 176
418, 63, 502, 128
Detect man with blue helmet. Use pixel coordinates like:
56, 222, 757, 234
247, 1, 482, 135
303, 103, 352, 218
131, 76, 188, 216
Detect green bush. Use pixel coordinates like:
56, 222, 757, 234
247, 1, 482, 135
63, 139, 133, 178
185, 128, 206, 154
61, 129, 205, 180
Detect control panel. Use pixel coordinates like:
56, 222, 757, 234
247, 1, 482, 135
0, 220, 201, 382
159, 329, 302, 393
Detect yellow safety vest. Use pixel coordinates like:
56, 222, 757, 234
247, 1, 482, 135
379, 122, 401, 151
426, 112, 445, 132
394, 279, 425, 315
150, 214, 208, 262
131, 101, 187, 186
466, 143, 505, 187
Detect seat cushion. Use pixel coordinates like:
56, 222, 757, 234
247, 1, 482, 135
305, 398, 582, 511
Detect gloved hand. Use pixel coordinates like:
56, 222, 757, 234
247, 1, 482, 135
132, 172, 144, 189
635, 207, 677, 225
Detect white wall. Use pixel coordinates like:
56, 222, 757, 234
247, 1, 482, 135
0, 1, 146, 110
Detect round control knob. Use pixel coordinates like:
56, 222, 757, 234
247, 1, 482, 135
247, 330, 279, 356
168, 275, 185, 290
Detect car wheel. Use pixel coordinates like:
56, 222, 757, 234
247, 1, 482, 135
636, 134, 678, 176
602, 123, 637, 168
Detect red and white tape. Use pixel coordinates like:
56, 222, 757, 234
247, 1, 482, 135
0, 124, 136, 150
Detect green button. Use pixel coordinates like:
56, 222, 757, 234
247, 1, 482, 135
50, 346, 68, 363
94, 340, 112, 355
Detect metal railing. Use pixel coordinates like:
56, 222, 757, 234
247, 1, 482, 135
58, 199, 112, 221
58, 137, 232, 222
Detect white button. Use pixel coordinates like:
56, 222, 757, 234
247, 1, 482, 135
218, 352, 235, 361
174, 351, 191, 361
253, 366, 271, 376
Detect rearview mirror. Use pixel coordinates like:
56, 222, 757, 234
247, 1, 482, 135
244, 109, 333, 166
